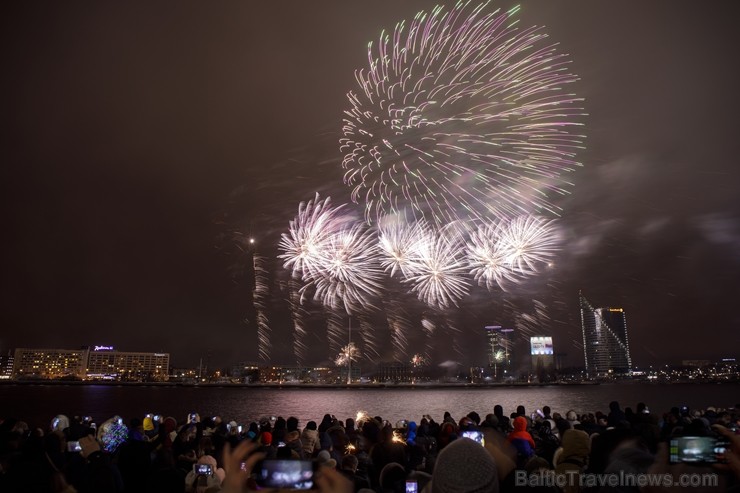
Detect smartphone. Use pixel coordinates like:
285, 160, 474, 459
406, 480, 418, 493
67, 441, 82, 452
256, 460, 315, 490
462, 430, 485, 445
153, 415, 160, 422
194, 464, 213, 475
90, 423, 97, 430
669, 436, 729, 464
189, 413, 197, 423
238, 425, 243, 433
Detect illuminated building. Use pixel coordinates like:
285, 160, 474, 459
484, 325, 513, 379
580, 293, 632, 376
530, 336, 555, 382
0, 351, 15, 379
85, 346, 170, 381
11, 346, 169, 381
13, 348, 88, 379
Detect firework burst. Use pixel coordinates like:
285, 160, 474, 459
335, 342, 360, 367
404, 225, 470, 309
341, 3, 585, 227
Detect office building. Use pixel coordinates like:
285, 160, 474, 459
580, 293, 632, 376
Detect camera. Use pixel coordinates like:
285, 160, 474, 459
461, 430, 485, 445
256, 460, 315, 490
669, 436, 729, 464
67, 441, 83, 452
194, 464, 213, 475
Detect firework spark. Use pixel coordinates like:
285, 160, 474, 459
341, 3, 585, 226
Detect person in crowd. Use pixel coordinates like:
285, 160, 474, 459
507, 416, 536, 466
301, 420, 321, 457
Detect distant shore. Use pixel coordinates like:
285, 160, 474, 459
0, 379, 607, 389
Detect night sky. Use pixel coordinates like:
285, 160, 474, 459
2, 1, 739, 369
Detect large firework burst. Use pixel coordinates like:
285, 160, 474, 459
340, 2, 585, 227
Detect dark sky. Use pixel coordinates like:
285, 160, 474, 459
2, 1, 739, 369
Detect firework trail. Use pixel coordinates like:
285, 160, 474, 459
326, 309, 348, 357
385, 297, 415, 361
253, 253, 272, 361
341, 2, 585, 227
357, 314, 381, 362
286, 278, 310, 366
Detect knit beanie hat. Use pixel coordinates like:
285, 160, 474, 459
431, 438, 499, 493
143, 417, 155, 431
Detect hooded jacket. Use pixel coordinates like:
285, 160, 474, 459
507, 416, 535, 448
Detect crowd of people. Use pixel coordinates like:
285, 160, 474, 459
1, 401, 739, 493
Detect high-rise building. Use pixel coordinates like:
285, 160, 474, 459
484, 326, 513, 379
580, 293, 632, 376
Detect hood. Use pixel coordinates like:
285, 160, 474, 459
513, 416, 528, 432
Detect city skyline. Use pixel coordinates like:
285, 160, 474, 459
2, 1, 739, 367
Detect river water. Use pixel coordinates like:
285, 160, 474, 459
1, 382, 736, 428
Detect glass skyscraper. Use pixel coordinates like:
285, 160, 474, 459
580, 293, 632, 376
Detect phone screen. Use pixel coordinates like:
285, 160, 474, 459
406, 480, 418, 493
67, 441, 82, 452
669, 436, 728, 463
256, 460, 315, 490
462, 430, 485, 445
194, 464, 213, 475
